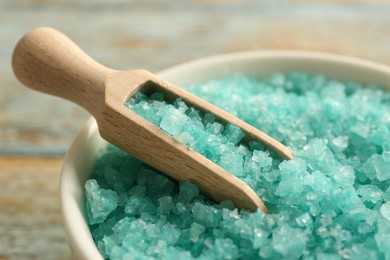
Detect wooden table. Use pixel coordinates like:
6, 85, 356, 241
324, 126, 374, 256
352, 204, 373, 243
1, 1, 390, 259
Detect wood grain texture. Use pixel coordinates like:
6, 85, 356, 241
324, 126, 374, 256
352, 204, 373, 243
1, 0, 390, 258
0, 157, 71, 260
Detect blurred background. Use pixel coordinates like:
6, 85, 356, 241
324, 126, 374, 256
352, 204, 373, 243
1, 0, 389, 259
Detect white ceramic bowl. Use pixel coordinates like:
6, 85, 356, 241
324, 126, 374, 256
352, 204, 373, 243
60, 51, 390, 259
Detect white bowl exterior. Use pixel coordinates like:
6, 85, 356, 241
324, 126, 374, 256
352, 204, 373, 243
60, 50, 390, 259
60, 118, 107, 260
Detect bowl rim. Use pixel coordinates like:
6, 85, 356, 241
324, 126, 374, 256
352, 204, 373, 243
60, 50, 390, 259
157, 50, 390, 83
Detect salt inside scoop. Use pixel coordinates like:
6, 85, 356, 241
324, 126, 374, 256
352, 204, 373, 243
125, 91, 275, 180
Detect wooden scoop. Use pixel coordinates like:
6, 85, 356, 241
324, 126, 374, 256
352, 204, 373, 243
12, 27, 294, 213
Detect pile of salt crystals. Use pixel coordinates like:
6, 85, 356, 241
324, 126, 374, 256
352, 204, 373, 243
85, 73, 390, 259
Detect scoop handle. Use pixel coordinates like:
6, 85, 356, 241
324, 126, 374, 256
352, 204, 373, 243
12, 27, 115, 118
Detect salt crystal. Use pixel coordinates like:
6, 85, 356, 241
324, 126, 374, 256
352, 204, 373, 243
375, 218, 390, 257
85, 179, 118, 224
350, 122, 370, 139
175, 131, 192, 145
161, 224, 181, 245
374, 152, 390, 181
369, 126, 390, 151
296, 212, 312, 227
322, 98, 343, 121
380, 201, 390, 221
192, 202, 221, 227
330, 136, 349, 153
218, 151, 245, 177
124, 195, 156, 216
203, 113, 216, 124
349, 244, 378, 260
179, 182, 199, 203
224, 123, 245, 144
333, 187, 364, 213
128, 185, 145, 196
332, 165, 355, 188
158, 196, 174, 214
357, 185, 383, 204
160, 108, 188, 136
213, 238, 239, 259
252, 228, 268, 249
190, 223, 206, 242
316, 252, 342, 260
272, 224, 306, 259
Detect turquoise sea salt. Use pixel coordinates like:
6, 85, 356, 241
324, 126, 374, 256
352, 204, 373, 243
85, 73, 390, 259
